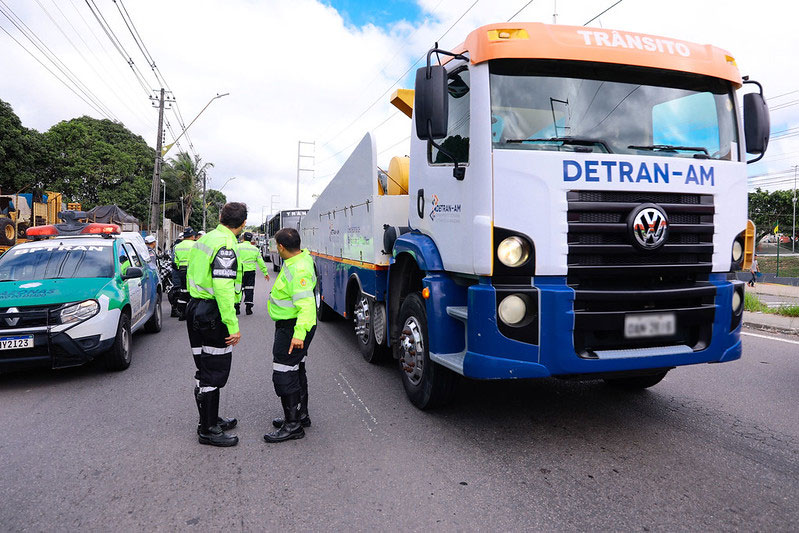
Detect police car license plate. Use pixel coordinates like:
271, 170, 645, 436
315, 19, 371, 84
624, 313, 676, 339
0, 335, 34, 350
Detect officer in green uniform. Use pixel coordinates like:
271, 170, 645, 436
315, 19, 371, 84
236, 231, 269, 315
265, 227, 317, 443
185, 203, 247, 447
172, 228, 197, 320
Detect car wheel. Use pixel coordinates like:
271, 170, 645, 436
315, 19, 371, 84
353, 290, 384, 363
144, 290, 163, 333
396, 293, 457, 409
604, 370, 668, 390
0, 218, 14, 246
105, 312, 132, 371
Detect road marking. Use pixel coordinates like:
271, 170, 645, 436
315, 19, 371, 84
334, 374, 374, 433
741, 331, 799, 346
338, 372, 378, 426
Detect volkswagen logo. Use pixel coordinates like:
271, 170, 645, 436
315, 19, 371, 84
628, 204, 669, 250
5, 307, 20, 327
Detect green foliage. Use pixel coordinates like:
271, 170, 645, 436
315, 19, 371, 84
758, 256, 799, 277
748, 188, 795, 244
0, 100, 48, 192
744, 291, 769, 312
161, 152, 213, 226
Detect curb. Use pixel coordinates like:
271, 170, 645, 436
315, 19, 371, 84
742, 320, 799, 336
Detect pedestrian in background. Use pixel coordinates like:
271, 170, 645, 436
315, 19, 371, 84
748, 254, 760, 287
144, 234, 157, 262
236, 231, 270, 315
184, 202, 247, 447
265, 227, 316, 443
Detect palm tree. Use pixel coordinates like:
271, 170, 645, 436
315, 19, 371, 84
163, 152, 213, 226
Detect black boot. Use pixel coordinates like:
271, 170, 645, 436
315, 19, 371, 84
235, 304, 241, 315
198, 389, 238, 447
272, 391, 310, 428
171, 307, 179, 317
264, 393, 305, 443
245, 304, 253, 315
195, 386, 237, 435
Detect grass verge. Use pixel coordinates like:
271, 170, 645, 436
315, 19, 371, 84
745, 291, 799, 317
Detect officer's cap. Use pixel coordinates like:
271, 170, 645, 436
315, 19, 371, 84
243, 231, 253, 242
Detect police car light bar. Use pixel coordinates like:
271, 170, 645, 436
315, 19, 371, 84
25, 225, 59, 237
81, 223, 121, 235
26, 223, 121, 238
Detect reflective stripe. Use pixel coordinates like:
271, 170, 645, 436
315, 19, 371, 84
190, 280, 214, 295
244, 285, 255, 290
270, 296, 294, 308
195, 379, 200, 387
192, 348, 202, 355
234, 283, 242, 292
199, 386, 218, 393
193, 241, 214, 257
273, 362, 300, 372
292, 290, 314, 302
203, 345, 233, 355
301, 356, 307, 363
282, 267, 293, 282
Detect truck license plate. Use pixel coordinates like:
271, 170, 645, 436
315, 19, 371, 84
624, 313, 676, 339
0, 335, 34, 350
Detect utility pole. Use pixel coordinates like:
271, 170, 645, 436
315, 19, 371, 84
793, 165, 797, 254
202, 169, 207, 232
148, 88, 173, 236
296, 140, 315, 208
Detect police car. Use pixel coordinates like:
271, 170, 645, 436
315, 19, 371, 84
0, 214, 162, 372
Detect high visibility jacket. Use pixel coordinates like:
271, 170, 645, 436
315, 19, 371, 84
186, 224, 244, 335
237, 241, 268, 276
268, 249, 316, 341
173, 238, 195, 269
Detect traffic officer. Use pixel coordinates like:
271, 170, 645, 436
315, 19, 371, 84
265, 227, 317, 443
236, 231, 269, 315
172, 228, 197, 320
144, 235, 158, 262
185, 202, 247, 447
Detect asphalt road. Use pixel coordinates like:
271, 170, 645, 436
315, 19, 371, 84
1, 275, 797, 531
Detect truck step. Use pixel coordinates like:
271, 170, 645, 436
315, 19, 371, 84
446, 306, 468, 322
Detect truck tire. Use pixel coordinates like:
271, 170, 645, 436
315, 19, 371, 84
0, 218, 14, 245
353, 290, 384, 363
144, 290, 163, 333
397, 293, 457, 409
604, 370, 668, 390
104, 312, 132, 371
315, 278, 336, 322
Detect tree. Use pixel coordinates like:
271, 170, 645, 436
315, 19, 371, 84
162, 152, 213, 226
0, 99, 48, 193
43, 116, 154, 221
748, 188, 795, 244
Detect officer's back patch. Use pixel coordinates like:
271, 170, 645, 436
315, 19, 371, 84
212, 247, 238, 278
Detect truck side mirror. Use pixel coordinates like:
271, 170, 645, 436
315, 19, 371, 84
742, 80, 770, 164
414, 65, 448, 140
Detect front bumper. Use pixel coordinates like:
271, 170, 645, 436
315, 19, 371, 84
0, 330, 114, 372
425, 273, 742, 380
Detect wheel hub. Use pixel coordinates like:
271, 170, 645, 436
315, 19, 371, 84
399, 317, 424, 386
354, 296, 370, 343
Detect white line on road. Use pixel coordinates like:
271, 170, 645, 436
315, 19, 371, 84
741, 331, 799, 346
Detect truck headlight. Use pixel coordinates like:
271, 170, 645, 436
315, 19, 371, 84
732, 239, 743, 262
60, 300, 100, 324
732, 289, 743, 315
498, 294, 527, 325
497, 236, 531, 267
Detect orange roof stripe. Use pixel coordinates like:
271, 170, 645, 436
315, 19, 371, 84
454, 23, 741, 86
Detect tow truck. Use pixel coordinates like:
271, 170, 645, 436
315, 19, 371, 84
0, 212, 162, 372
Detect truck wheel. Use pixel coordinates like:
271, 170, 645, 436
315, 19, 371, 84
397, 293, 457, 409
315, 280, 336, 322
353, 291, 384, 363
105, 312, 132, 371
604, 370, 668, 390
144, 291, 163, 333
0, 218, 14, 245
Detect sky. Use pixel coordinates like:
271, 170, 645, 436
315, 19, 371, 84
1, 0, 798, 226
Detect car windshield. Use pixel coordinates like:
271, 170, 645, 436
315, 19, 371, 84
489, 59, 739, 160
0, 242, 115, 281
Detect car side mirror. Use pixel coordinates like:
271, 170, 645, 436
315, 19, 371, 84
414, 65, 448, 140
121, 267, 143, 280
742, 80, 770, 164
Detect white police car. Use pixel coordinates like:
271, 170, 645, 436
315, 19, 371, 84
0, 216, 162, 372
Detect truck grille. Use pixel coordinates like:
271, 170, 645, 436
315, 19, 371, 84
567, 190, 716, 357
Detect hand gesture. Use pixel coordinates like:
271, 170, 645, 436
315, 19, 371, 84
288, 337, 304, 354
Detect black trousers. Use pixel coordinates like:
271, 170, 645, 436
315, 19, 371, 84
272, 319, 315, 397
176, 268, 189, 313
242, 270, 256, 306
186, 298, 232, 390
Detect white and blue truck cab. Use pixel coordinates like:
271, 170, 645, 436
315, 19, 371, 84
303, 22, 769, 409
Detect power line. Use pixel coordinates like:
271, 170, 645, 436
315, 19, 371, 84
0, 1, 116, 120
583, 0, 624, 26
508, 0, 536, 22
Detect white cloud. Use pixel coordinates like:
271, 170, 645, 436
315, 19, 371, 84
1, 0, 797, 220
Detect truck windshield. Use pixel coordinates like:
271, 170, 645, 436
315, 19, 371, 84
489, 59, 739, 160
0, 244, 115, 281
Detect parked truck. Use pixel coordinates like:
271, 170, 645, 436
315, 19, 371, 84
302, 22, 769, 409
0, 191, 67, 254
